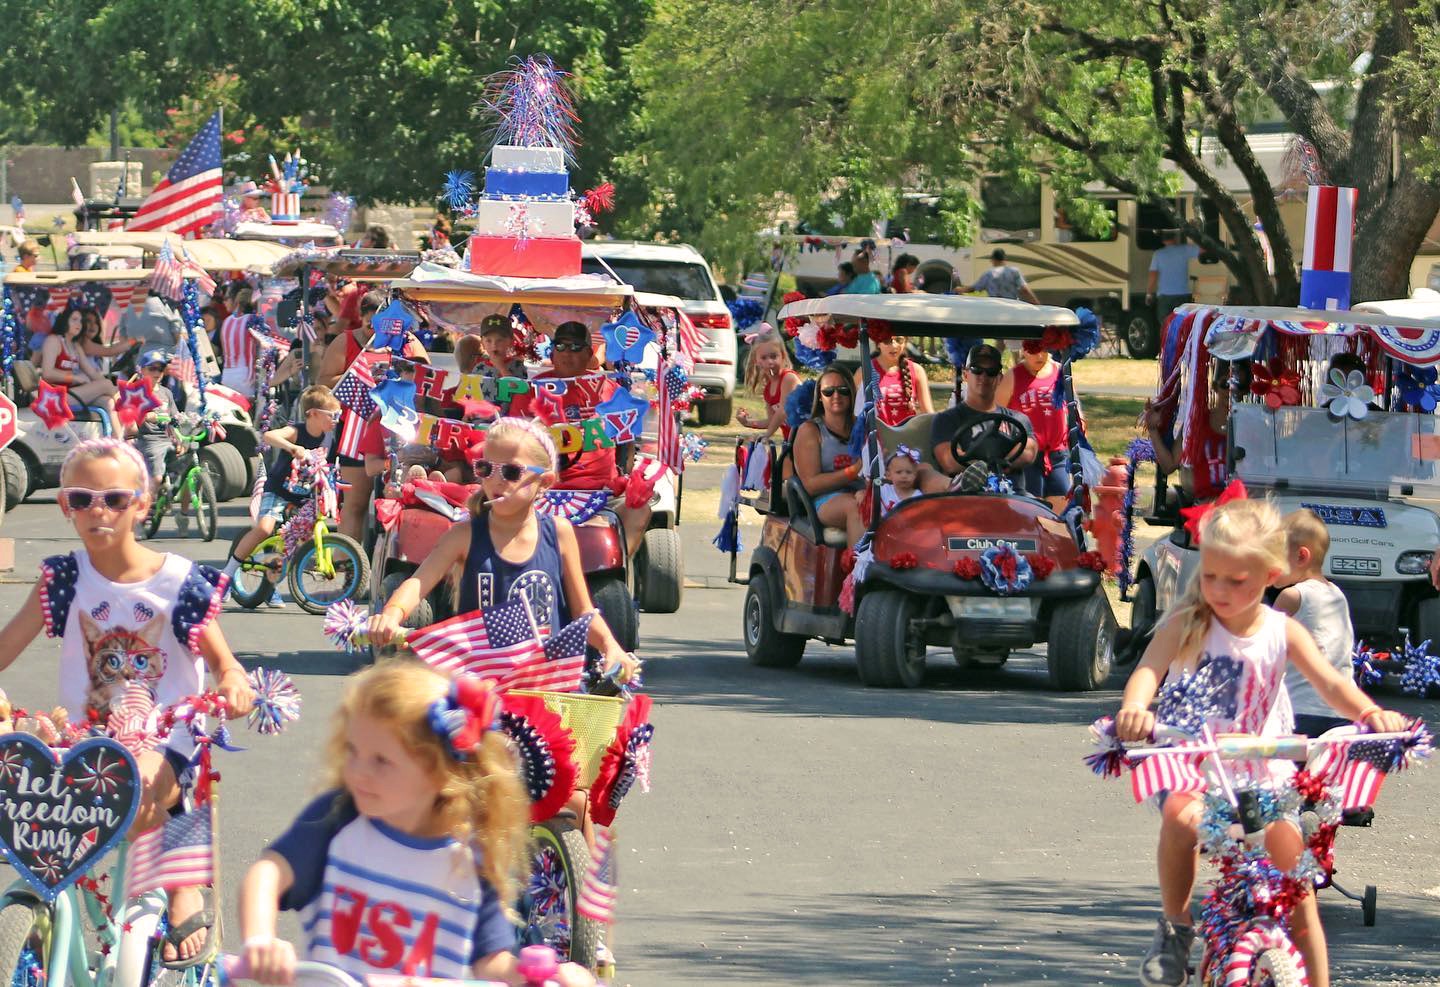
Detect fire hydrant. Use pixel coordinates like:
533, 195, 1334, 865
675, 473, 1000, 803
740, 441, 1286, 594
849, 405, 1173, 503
1088, 456, 1131, 574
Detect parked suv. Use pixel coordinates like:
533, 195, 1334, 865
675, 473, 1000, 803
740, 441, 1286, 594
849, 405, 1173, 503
582, 241, 736, 425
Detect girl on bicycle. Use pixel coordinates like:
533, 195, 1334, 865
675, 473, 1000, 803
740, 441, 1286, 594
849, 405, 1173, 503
238, 661, 594, 986
736, 325, 799, 441
0, 438, 253, 967
366, 417, 638, 682
1114, 498, 1407, 987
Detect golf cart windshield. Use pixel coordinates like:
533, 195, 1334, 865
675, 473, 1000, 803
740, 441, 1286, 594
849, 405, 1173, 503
1232, 403, 1440, 498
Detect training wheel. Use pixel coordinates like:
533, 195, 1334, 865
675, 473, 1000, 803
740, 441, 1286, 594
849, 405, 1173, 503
1362, 885, 1377, 927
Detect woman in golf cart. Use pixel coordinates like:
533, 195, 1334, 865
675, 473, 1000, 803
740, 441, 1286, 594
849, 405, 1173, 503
1144, 359, 1250, 505
793, 366, 866, 546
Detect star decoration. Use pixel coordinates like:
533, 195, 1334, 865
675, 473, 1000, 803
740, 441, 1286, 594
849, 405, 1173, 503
595, 387, 652, 444
32, 379, 74, 431
114, 377, 161, 430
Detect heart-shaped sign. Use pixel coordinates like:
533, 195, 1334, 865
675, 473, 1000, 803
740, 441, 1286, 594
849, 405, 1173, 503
0, 734, 140, 901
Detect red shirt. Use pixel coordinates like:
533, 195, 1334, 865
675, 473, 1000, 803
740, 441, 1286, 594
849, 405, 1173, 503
870, 358, 927, 427
517, 371, 618, 490
1007, 362, 1068, 461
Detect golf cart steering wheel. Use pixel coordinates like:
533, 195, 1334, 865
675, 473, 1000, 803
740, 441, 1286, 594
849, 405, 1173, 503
949, 413, 1028, 473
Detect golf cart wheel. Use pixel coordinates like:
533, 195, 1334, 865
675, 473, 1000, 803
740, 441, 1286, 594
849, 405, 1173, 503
636, 527, 684, 614
1118, 572, 1157, 668
696, 397, 733, 426
227, 530, 276, 609
1362, 884, 1377, 927
288, 534, 369, 615
1124, 311, 1158, 359
373, 570, 433, 663
854, 589, 926, 688
200, 441, 248, 501
590, 575, 638, 653
1047, 587, 1116, 691
0, 448, 26, 511
743, 577, 806, 668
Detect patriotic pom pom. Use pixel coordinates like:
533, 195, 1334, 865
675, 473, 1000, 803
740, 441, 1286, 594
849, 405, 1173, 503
247, 667, 302, 735
1084, 717, 1127, 779
324, 600, 370, 652
583, 183, 615, 215
325, 192, 356, 231
680, 432, 708, 464
1397, 636, 1440, 696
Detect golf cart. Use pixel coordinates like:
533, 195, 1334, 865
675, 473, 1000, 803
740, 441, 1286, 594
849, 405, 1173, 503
1, 268, 260, 506
366, 262, 683, 651
1131, 302, 1440, 658
737, 293, 1116, 690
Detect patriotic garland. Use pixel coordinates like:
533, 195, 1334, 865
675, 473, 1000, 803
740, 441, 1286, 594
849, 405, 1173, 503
181, 279, 207, 416
498, 692, 577, 823
1, 288, 15, 375
535, 489, 611, 525
1117, 437, 1155, 597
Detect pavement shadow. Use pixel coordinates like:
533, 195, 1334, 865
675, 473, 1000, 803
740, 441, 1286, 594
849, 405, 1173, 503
630, 879, 1440, 986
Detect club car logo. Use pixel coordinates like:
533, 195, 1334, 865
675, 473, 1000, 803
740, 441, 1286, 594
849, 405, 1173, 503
947, 537, 1038, 553
1300, 502, 1387, 529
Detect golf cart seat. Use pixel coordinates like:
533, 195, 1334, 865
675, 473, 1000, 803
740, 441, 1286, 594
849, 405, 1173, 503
877, 414, 938, 470
784, 476, 849, 548
12, 359, 106, 423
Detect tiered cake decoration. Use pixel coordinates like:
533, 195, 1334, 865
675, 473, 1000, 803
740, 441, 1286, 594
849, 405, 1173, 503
267, 151, 309, 223
454, 57, 611, 279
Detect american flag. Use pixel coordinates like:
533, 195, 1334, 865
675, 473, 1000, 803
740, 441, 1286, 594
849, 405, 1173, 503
1312, 739, 1395, 811
43, 287, 72, 317
179, 249, 218, 297
334, 356, 380, 460
655, 360, 683, 470
494, 612, 592, 693
675, 309, 704, 366
151, 242, 184, 302
408, 600, 547, 678
1130, 748, 1207, 803
110, 282, 140, 316
125, 806, 214, 896
128, 111, 223, 236
576, 826, 617, 923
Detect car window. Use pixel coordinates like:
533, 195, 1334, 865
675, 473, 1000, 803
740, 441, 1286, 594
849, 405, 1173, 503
582, 258, 716, 302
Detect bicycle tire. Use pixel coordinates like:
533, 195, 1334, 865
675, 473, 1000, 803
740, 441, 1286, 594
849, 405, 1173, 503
189, 468, 219, 542
0, 898, 45, 987
1219, 925, 1307, 987
144, 485, 169, 541
288, 533, 369, 615
526, 820, 601, 969
227, 530, 277, 609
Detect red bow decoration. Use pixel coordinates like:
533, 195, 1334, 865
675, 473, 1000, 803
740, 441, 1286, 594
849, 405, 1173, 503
625, 458, 667, 510
865, 319, 894, 343
1076, 551, 1108, 573
1028, 555, 1056, 580
1250, 365, 1301, 410
781, 291, 807, 335
1180, 478, 1248, 543
582, 183, 616, 215
1039, 326, 1075, 353
431, 675, 501, 760
953, 557, 982, 579
889, 552, 918, 570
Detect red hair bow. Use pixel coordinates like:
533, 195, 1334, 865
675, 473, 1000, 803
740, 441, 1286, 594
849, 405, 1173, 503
1180, 478, 1248, 543
430, 675, 501, 760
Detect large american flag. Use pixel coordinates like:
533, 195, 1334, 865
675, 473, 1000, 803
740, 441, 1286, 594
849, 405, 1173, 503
1130, 748, 1207, 803
43, 287, 72, 318
655, 359, 683, 470
408, 600, 547, 677
128, 111, 224, 235
576, 825, 617, 923
497, 611, 591, 693
125, 806, 214, 896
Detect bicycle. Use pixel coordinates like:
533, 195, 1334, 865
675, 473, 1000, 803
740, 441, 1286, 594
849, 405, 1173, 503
221, 943, 566, 986
226, 451, 370, 615
0, 672, 301, 987
1087, 718, 1430, 986
143, 414, 221, 543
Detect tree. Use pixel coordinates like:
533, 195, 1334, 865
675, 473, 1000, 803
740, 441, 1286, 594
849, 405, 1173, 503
635, 0, 1440, 302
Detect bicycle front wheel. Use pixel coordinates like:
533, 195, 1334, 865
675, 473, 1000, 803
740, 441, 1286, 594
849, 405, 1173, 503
143, 488, 169, 540
0, 898, 47, 987
525, 820, 601, 969
1220, 925, 1307, 987
187, 468, 218, 542
288, 533, 369, 615
227, 531, 278, 609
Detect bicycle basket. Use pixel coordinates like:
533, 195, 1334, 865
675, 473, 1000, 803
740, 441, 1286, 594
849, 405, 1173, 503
508, 690, 624, 788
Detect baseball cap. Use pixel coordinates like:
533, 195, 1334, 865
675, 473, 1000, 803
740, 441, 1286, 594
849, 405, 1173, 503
990, 248, 1007, 262
553, 321, 590, 345
479, 313, 510, 337
966, 343, 1003, 370
139, 349, 170, 369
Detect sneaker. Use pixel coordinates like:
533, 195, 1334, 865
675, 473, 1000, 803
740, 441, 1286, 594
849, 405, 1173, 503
951, 460, 990, 494
176, 514, 190, 535
1139, 916, 1195, 987
265, 590, 287, 609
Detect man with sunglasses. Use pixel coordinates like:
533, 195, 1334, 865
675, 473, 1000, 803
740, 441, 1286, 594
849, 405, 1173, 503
516, 321, 651, 556
922, 343, 1036, 493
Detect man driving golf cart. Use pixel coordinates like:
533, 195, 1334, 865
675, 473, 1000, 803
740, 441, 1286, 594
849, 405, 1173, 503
920, 342, 1037, 494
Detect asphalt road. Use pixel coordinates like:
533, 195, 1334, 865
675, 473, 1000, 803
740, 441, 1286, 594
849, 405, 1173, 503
1, 493, 1438, 986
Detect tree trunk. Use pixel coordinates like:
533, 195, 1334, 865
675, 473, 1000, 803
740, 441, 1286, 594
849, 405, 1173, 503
1351, 178, 1440, 302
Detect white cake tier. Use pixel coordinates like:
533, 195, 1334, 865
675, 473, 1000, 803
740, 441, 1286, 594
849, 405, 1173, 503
491, 144, 566, 173
474, 199, 576, 238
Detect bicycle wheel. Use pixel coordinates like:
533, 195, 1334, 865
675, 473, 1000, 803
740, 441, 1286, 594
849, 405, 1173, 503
1220, 925, 1307, 987
226, 531, 279, 609
143, 484, 170, 540
187, 468, 219, 542
525, 820, 601, 969
0, 898, 47, 987
287, 533, 369, 615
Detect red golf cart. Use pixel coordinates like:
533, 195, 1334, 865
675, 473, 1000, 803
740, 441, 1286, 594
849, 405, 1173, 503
737, 294, 1116, 689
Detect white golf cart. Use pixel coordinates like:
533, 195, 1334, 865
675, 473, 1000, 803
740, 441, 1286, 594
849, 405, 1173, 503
1131, 302, 1440, 658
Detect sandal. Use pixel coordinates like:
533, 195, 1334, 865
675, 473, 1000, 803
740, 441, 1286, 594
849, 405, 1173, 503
158, 888, 217, 971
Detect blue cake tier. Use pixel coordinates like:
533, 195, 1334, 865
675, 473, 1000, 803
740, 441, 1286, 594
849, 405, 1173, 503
484, 168, 571, 198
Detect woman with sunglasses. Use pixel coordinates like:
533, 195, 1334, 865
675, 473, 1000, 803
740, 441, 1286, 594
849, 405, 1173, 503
793, 367, 866, 546
40, 306, 124, 436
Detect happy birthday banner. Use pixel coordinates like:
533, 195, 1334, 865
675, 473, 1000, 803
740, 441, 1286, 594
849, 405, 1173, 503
409, 410, 638, 454
388, 356, 626, 406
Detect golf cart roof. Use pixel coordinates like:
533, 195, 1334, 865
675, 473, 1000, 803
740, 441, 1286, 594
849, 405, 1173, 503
232, 221, 345, 245
1194, 303, 1440, 365
67, 232, 291, 274
391, 261, 633, 307
4, 268, 151, 286
633, 291, 687, 310
777, 293, 1078, 338
272, 248, 423, 281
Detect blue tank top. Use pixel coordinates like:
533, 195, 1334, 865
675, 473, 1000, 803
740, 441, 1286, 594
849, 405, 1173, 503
459, 513, 569, 631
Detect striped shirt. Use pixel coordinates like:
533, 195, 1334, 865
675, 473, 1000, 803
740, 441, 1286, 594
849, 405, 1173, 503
219, 314, 258, 390
272, 791, 514, 980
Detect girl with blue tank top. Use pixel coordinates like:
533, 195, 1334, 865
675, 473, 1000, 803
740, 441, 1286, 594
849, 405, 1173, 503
366, 417, 639, 686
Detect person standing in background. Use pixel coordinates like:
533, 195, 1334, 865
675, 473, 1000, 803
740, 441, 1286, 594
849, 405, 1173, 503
955, 249, 1040, 304
845, 246, 883, 294
826, 261, 856, 296
1146, 229, 1202, 329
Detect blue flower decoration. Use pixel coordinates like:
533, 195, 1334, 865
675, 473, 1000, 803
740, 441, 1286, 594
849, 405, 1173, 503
793, 339, 836, 370
1396, 365, 1440, 412
727, 298, 764, 331
979, 541, 1032, 595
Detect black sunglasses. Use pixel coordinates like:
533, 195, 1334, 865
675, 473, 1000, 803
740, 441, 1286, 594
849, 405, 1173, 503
552, 340, 590, 353
820, 386, 852, 397
476, 461, 547, 482
967, 364, 1002, 378
60, 487, 141, 511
